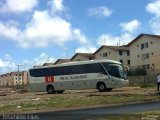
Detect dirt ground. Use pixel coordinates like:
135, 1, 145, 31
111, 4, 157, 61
0, 86, 159, 114
0, 87, 157, 106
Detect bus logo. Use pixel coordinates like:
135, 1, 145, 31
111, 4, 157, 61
45, 76, 54, 83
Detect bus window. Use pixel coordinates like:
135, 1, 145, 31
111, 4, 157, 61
29, 63, 106, 77
102, 63, 126, 79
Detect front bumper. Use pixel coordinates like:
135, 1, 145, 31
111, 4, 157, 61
123, 79, 129, 86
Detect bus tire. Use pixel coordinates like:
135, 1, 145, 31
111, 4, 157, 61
47, 85, 55, 94
97, 82, 107, 92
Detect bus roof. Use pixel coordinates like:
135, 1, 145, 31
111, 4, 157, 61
30, 59, 121, 70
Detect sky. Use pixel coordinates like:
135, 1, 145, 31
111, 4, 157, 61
0, 0, 160, 74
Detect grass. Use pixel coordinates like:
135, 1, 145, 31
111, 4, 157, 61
94, 111, 160, 120
0, 93, 160, 113
140, 84, 155, 88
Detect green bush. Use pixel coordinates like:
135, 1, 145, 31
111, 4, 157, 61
128, 68, 146, 76
140, 84, 154, 88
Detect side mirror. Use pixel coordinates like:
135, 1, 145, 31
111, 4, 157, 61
123, 65, 130, 72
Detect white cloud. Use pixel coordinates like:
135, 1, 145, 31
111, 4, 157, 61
0, 22, 20, 40
32, 53, 55, 66
97, 33, 133, 46
0, 59, 5, 67
0, 58, 17, 74
0, 0, 38, 13
72, 29, 97, 53
146, 0, 160, 34
149, 18, 160, 34
48, 0, 65, 13
0, 0, 91, 48
73, 29, 88, 44
120, 20, 141, 33
20, 10, 73, 48
75, 46, 97, 53
0, 53, 56, 74
3, 54, 12, 61
89, 6, 112, 17
22, 53, 56, 71
146, 0, 160, 17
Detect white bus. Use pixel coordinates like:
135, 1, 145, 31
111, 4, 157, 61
28, 60, 129, 94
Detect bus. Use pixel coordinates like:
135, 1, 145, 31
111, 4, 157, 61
28, 59, 129, 94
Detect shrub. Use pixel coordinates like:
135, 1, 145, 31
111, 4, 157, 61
128, 68, 146, 76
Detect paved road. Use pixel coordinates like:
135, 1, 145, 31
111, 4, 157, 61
1, 102, 160, 120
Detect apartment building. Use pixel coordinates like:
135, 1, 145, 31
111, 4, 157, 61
94, 45, 130, 66
70, 53, 95, 61
127, 34, 160, 74
0, 74, 5, 86
0, 71, 28, 87
54, 59, 70, 65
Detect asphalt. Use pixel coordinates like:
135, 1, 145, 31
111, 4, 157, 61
1, 101, 160, 120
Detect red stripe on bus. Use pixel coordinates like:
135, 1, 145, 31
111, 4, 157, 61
45, 76, 54, 83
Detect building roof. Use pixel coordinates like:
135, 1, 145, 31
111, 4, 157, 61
54, 59, 70, 65
70, 53, 95, 61
127, 33, 160, 46
93, 45, 129, 55
43, 63, 54, 66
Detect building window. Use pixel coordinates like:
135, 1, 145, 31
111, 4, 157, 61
151, 52, 154, 55
142, 53, 149, 60
100, 54, 101, 56
141, 44, 144, 50
142, 64, 150, 69
151, 41, 153, 44
141, 43, 148, 50
109, 52, 110, 54
137, 55, 139, 58
119, 51, 123, 55
128, 60, 130, 65
145, 43, 148, 48
119, 60, 123, 64
127, 51, 130, 56
103, 53, 108, 57
89, 58, 92, 60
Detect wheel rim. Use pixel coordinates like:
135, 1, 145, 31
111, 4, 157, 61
48, 87, 53, 93
99, 85, 105, 90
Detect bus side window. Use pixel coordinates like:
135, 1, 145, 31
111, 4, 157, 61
74, 65, 85, 74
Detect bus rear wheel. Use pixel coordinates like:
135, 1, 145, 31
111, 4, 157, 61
47, 85, 55, 94
97, 82, 107, 92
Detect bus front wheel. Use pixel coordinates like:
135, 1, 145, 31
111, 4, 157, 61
47, 85, 55, 94
97, 82, 107, 92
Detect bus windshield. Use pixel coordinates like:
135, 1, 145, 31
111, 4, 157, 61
102, 63, 127, 79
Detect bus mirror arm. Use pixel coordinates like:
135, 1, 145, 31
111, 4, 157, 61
108, 75, 112, 80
